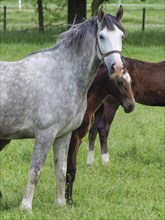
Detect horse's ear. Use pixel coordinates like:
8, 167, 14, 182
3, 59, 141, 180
115, 5, 123, 21
98, 5, 104, 21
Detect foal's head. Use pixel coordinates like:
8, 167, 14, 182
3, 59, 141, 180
107, 68, 135, 113
96, 5, 125, 77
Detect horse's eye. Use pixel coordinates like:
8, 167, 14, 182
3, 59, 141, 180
121, 35, 124, 39
99, 35, 105, 40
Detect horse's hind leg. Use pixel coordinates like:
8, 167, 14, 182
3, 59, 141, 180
99, 97, 120, 165
21, 126, 56, 211
98, 125, 110, 165
53, 133, 71, 205
87, 104, 104, 165
87, 124, 98, 165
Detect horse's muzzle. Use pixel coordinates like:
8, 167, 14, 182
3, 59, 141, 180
123, 101, 135, 113
104, 53, 124, 78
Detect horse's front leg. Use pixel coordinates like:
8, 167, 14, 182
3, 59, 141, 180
53, 133, 71, 206
20, 126, 56, 211
87, 124, 97, 165
100, 97, 120, 165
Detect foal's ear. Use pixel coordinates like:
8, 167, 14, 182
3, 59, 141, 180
115, 5, 123, 21
98, 5, 104, 21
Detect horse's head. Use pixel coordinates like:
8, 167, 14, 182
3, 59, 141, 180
108, 68, 135, 113
96, 5, 125, 78
115, 69, 135, 113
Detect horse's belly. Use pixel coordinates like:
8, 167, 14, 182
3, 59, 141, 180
0, 118, 35, 139
0, 129, 34, 140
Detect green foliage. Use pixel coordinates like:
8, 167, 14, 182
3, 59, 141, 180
43, 1, 67, 25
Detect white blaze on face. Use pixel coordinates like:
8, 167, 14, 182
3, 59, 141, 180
98, 25, 124, 75
122, 71, 132, 83
98, 25, 123, 53
107, 25, 124, 75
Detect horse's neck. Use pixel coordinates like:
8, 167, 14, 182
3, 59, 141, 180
63, 42, 101, 93
87, 72, 109, 114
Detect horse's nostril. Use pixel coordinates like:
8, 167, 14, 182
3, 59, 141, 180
124, 103, 135, 113
129, 104, 134, 112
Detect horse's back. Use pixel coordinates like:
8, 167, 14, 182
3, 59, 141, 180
125, 57, 165, 106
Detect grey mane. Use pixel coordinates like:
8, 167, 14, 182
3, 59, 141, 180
56, 17, 98, 53
29, 14, 124, 57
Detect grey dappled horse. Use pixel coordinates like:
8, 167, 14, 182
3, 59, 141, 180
0, 6, 125, 211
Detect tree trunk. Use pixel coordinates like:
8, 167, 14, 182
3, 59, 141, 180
37, 0, 44, 32
91, 0, 105, 16
67, 0, 86, 28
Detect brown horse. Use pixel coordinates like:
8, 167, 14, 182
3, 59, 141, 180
65, 66, 135, 204
87, 57, 165, 166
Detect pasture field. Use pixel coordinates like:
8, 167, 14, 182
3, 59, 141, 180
0, 3, 165, 220
0, 1, 164, 31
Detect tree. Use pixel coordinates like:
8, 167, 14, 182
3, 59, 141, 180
37, 0, 44, 32
67, 0, 86, 28
91, 0, 109, 16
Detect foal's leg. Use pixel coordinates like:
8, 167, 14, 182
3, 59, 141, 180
66, 114, 93, 204
65, 132, 81, 204
87, 125, 97, 165
99, 97, 120, 165
98, 125, 110, 165
53, 133, 71, 205
87, 105, 104, 165
21, 126, 56, 211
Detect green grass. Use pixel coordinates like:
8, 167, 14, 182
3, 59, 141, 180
0, 3, 165, 220
0, 1, 164, 31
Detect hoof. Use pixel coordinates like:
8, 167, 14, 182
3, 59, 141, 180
56, 198, 66, 206
102, 153, 109, 165
20, 201, 32, 212
86, 160, 94, 166
66, 198, 74, 206
86, 151, 94, 166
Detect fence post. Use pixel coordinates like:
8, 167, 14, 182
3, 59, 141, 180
18, 0, 22, 11
4, 6, 6, 31
142, 8, 145, 31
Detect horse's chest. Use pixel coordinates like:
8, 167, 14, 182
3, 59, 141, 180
57, 100, 87, 137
